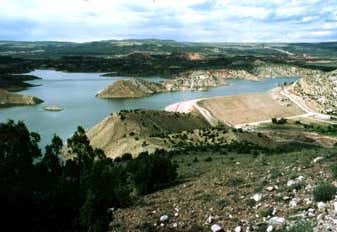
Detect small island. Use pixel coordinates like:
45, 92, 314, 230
44, 105, 64, 112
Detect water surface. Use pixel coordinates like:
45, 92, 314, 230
0, 70, 298, 147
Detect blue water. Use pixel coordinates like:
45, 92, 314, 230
0, 70, 298, 148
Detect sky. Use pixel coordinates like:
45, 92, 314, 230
0, 0, 336, 42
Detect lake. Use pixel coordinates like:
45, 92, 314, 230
0, 70, 298, 148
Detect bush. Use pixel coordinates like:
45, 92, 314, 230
204, 157, 212, 162
0, 121, 177, 231
121, 153, 132, 161
330, 163, 337, 178
313, 182, 337, 202
127, 151, 178, 195
283, 220, 313, 232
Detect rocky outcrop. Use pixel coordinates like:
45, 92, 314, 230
98, 64, 323, 99
251, 62, 322, 79
97, 73, 230, 98
294, 70, 337, 115
0, 89, 43, 106
97, 79, 166, 98
163, 70, 229, 91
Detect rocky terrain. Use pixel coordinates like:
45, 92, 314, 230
97, 63, 322, 99
97, 72, 230, 98
294, 70, 337, 115
108, 120, 337, 232
163, 70, 229, 91
0, 89, 43, 106
250, 62, 322, 79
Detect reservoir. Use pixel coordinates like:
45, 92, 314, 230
0, 70, 298, 148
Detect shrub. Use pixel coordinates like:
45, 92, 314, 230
313, 182, 337, 202
270, 168, 282, 179
127, 151, 178, 195
258, 208, 273, 218
217, 198, 230, 208
284, 220, 313, 232
330, 163, 337, 178
121, 153, 132, 161
204, 157, 212, 162
226, 177, 244, 187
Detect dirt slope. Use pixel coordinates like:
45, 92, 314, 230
97, 79, 165, 98
0, 89, 43, 106
87, 110, 210, 158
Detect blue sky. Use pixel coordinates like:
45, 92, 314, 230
0, 0, 336, 42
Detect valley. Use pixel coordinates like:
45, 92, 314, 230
1, 40, 337, 232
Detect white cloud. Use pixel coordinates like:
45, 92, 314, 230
0, 0, 336, 42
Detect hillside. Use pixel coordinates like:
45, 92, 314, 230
293, 70, 337, 115
87, 110, 210, 158
0, 89, 43, 106
97, 79, 165, 98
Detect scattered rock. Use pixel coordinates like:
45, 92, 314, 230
289, 198, 297, 208
234, 226, 241, 232
211, 224, 223, 232
287, 180, 297, 187
317, 202, 327, 211
160, 215, 169, 222
267, 225, 273, 232
313, 157, 324, 163
268, 217, 286, 227
251, 193, 263, 202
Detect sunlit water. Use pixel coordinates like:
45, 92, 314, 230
0, 70, 298, 148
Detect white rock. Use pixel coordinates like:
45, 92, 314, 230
267, 225, 273, 232
289, 198, 297, 208
296, 176, 305, 182
160, 215, 169, 222
207, 215, 214, 224
268, 217, 286, 225
313, 156, 324, 163
334, 202, 337, 212
251, 193, 263, 202
172, 222, 178, 228
234, 226, 241, 232
211, 224, 222, 232
317, 202, 327, 210
174, 212, 179, 217
287, 180, 297, 187
266, 186, 274, 191
272, 208, 277, 215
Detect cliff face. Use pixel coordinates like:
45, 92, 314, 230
97, 79, 166, 98
0, 89, 43, 106
294, 70, 337, 115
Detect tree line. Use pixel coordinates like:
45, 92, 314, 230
0, 120, 177, 232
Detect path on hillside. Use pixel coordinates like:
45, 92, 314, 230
280, 86, 337, 124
